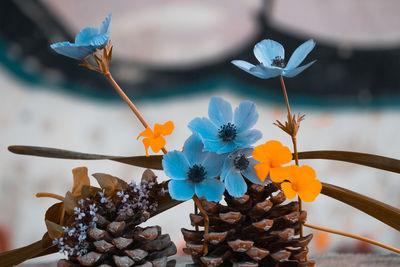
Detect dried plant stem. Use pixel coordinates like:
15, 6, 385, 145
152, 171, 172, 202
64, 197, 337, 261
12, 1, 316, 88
279, 75, 305, 259
194, 203, 199, 231
304, 223, 400, 254
193, 195, 209, 255
104, 72, 167, 155
35, 193, 64, 201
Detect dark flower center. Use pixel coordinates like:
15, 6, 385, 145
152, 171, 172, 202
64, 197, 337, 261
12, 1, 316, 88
234, 154, 249, 171
272, 56, 285, 68
218, 122, 237, 142
187, 164, 207, 184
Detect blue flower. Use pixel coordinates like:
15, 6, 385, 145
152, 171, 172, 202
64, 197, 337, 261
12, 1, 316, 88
221, 148, 271, 197
231, 39, 316, 79
188, 97, 262, 154
50, 14, 112, 60
162, 134, 226, 202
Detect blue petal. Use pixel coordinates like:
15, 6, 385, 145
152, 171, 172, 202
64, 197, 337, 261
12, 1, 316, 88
254, 39, 285, 65
234, 129, 262, 148
249, 64, 283, 79
231, 60, 256, 72
202, 152, 226, 178
188, 117, 219, 140
100, 14, 112, 34
195, 179, 225, 202
285, 39, 316, 71
224, 170, 247, 198
89, 33, 109, 49
283, 60, 316, 78
220, 157, 234, 182
242, 158, 271, 185
168, 180, 195, 201
208, 96, 233, 126
75, 27, 100, 45
216, 141, 237, 154
234, 101, 258, 132
162, 151, 190, 180
50, 42, 94, 60
183, 134, 207, 165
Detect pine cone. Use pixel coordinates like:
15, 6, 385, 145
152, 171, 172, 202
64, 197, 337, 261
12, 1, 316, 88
55, 172, 177, 267
182, 183, 315, 267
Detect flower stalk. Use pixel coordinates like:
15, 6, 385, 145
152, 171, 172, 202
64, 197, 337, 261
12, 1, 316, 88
304, 223, 400, 254
193, 195, 209, 255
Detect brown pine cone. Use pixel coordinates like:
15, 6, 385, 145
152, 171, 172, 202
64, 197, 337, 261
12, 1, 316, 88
182, 183, 315, 267
55, 171, 177, 267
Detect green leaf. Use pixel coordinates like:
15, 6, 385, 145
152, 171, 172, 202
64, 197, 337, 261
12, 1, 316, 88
8, 146, 163, 170
298, 150, 400, 174
321, 182, 400, 231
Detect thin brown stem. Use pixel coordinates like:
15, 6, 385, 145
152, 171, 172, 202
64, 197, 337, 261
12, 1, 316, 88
194, 202, 199, 231
193, 195, 209, 255
35, 193, 64, 201
304, 223, 400, 254
279, 75, 305, 258
104, 72, 167, 154
279, 75, 292, 117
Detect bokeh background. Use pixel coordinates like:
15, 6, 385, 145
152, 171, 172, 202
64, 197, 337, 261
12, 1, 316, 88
1, 0, 400, 264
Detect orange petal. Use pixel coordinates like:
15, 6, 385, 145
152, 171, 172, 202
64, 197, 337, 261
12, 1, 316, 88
298, 179, 322, 202
286, 165, 300, 182
270, 166, 290, 183
254, 162, 270, 182
154, 121, 174, 136
252, 143, 269, 162
281, 182, 297, 199
297, 165, 317, 184
276, 144, 293, 165
138, 127, 154, 139
142, 138, 151, 157
150, 136, 166, 154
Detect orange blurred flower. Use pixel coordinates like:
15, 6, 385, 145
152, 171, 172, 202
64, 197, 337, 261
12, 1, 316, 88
252, 140, 292, 182
281, 165, 322, 202
137, 121, 174, 156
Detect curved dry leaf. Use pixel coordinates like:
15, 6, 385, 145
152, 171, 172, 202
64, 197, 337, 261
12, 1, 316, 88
141, 169, 156, 184
45, 220, 63, 240
8, 146, 164, 169
81, 185, 102, 198
298, 151, 400, 174
44, 202, 63, 225
321, 182, 400, 231
92, 173, 118, 192
72, 167, 90, 197
0, 239, 48, 267
64, 191, 77, 215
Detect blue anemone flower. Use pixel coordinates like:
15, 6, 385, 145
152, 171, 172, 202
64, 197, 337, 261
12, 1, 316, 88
50, 14, 112, 60
162, 134, 226, 202
221, 148, 271, 197
188, 97, 262, 154
231, 39, 316, 79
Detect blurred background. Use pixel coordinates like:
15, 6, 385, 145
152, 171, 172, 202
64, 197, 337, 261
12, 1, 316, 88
1, 0, 400, 264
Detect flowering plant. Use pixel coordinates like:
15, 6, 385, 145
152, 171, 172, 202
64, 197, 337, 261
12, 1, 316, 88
1, 14, 400, 267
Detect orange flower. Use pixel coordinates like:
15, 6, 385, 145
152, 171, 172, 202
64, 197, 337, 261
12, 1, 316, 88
281, 165, 322, 202
137, 121, 174, 156
252, 140, 292, 182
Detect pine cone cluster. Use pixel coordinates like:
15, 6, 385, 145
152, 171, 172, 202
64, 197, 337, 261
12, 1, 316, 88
182, 183, 315, 267
55, 172, 177, 267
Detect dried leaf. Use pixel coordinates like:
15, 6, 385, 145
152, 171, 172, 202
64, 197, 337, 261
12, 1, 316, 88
72, 167, 90, 197
0, 239, 49, 267
141, 169, 156, 184
298, 150, 400, 174
64, 191, 77, 215
8, 146, 163, 169
81, 185, 102, 198
92, 173, 124, 196
321, 182, 400, 231
44, 202, 63, 225
45, 220, 63, 240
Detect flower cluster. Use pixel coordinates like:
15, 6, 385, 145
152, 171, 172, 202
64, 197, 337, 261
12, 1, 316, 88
253, 140, 321, 202
137, 121, 174, 157
52, 198, 98, 257
163, 96, 266, 201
